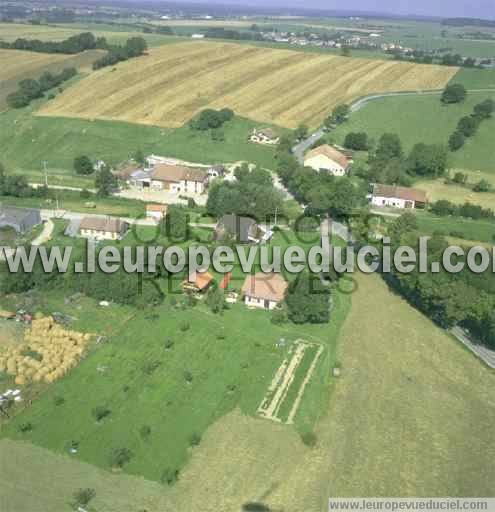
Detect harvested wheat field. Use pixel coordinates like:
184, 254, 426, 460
0, 48, 104, 110
37, 41, 457, 128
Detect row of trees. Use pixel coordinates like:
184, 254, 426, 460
448, 99, 494, 151
92, 37, 147, 70
204, 27, 264, 41
0, 32, 104, 54
384, 214, 495, 349
430, 199, 494, 220
353, 133, 447, 186
6, 67, 77, 109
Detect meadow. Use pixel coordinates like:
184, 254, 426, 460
1, 257, 494, 510
0, 48, 104, 110
119, 273, 495, 510
331, 90, 495, 176
450, 67, 495, 89
0, 277, 348, 484
0, 98, 279, 187
36, 40, 457, 129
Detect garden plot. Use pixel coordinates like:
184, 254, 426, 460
258, 339, 324, 424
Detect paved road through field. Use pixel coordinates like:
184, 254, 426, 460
292, 87, 495, 164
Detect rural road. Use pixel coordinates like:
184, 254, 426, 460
292, 87, 495, 164
450, 326, 495, 370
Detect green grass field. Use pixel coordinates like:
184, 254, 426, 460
415, 212, 495, 244
0, 225, 348, 484
450, 67, 495, 89
0, 288, 347, 483
0, 97, 280, 187
0, 190, 147, 218
332, 91, 495, 175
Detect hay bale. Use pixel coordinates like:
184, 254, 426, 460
15, 375, 26, 385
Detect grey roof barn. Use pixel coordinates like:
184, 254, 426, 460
0, 206, 41, 233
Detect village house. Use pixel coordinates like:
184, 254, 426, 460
241, 272, 288, 310
249, 127, 280, 145
182, 270, 214, 293
145, 204, 168, 221
150, 164, 208, 194
303, 144, 352, 176
369, 184, 427, 209
79, 217, 129, 241
0, 206, 41, 234
207, 164, 226, 178
215, 214, 273, 244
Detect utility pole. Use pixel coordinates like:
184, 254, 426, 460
42, 161, 48, 187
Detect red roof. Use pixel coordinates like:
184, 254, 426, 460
373, 184, 427, 203
184, 270, 213, 291
219, 272, 232, 290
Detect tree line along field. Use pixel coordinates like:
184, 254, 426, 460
332, 90, 495, 173
0, 22, 185, 48
0, 48, 105, 111
36, 40, 457, 129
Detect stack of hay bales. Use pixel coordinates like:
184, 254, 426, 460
0, 316, 91, 385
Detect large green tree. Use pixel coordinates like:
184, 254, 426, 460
285, 272, 331, 324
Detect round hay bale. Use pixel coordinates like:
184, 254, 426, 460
15, 375, 26, 385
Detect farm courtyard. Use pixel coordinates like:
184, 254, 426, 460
36, 40, 457, 129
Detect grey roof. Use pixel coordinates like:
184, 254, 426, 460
0, 206, 41, 233
216, 214, 257, 243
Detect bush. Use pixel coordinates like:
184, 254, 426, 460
300, 431, 318, 447
54, 396, 65, 406
183, 370, 193, 383
441, 83, 466, 104
139, 425, 151, 439
161, 467, 179, 485
271, 307, 288, 325
448, 131, 465, 151
473, 179, 492, 192
344, 132, 368, 150
72, 488, 96, 508
189, 433, 201, 446
92, 405, 111, 422
109, 447, 133, 468
74, 155, 93, 175
179, 321, 190, 332
164, 337, 174, 350
18, 422, 33, 433
457, 116, 478, 137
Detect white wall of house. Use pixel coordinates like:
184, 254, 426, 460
80, 229, 121, 241
304, 155, 346, 176
371, 196, 414, 209
150, 179, 204, 194
181, 180, 205, 194
244, 295, 278, 310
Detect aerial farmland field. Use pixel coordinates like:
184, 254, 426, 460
0, 22, 184, 47
36, 41, 457, 129
0, 48, 104, 110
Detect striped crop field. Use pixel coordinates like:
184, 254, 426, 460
36, 41, 458, 129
